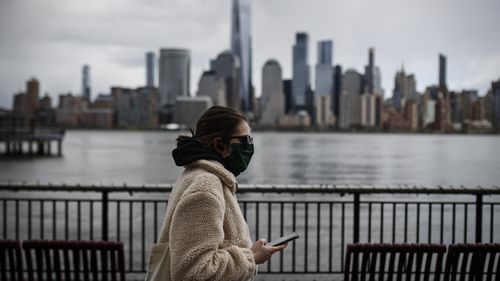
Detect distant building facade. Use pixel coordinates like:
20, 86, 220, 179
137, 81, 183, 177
82, 65, 91, 101
173, 96, 212, 129
146, 52, 155, 87
392, 67, 417, 110
315, 40, 334, 127
404, 100, 418, 131
85, 94, 114, 128
158, 48, 190, 122
56, 93, 88, 127
433, 94, 452, 131
112, 87, 158, 129
333, 65, 343, 120
13, 92, 27, 115
338, 92, 351, 129
260, 60, 284, 127
365, 48, 375, 94
439, 54, 447, 90
231, 0, 252, 113
196, 71, 226, 107
361, 94, 378, 127
37, 94, 56, 126
292, 32, 310, 112
211, 51, 241, 110
26, 78, 39, 116
342, 69, 363, 127
283, 79, 292, 114
492, 79, 500, 127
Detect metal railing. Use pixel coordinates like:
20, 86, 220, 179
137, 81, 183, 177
1, 183, 499, 279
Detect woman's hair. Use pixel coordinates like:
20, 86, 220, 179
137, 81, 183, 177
177, 106, 248, 144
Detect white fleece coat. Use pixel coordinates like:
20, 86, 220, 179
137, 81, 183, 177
157, 159, 257, 281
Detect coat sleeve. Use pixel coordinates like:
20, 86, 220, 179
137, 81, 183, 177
169, 174, 257, 281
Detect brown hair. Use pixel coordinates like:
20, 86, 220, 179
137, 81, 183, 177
177, 106, 248, 144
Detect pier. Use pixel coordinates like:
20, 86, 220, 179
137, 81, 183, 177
0, 114, 65, 156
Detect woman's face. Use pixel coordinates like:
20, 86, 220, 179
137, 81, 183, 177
229, 121, 252, 144
212, 120, 252, 158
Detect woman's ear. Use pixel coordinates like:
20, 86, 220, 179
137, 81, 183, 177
213, 137, 230, 157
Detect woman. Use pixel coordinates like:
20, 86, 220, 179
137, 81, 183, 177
153, 106, 286, 281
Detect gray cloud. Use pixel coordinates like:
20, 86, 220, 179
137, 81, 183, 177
1, 0, 499, 108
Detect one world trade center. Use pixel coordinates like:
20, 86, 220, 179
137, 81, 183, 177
231, 0, 253, 113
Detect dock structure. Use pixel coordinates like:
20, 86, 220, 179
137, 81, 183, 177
0, 114, 65, 156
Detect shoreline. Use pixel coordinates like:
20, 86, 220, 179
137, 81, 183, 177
59, 127, 500, 135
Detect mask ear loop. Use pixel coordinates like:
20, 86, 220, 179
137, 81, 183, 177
206, 137, 232, 157
189, 128, 195, 138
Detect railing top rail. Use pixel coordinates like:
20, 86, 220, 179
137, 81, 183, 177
0, 182, 499, 195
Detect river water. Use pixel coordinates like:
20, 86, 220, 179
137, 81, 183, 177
1, 130, 499, 186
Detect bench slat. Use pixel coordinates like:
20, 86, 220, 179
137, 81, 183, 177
345, 244, 447, 281
22, 240, 125, 281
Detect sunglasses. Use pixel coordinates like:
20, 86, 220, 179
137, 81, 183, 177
229, 135, 254, 145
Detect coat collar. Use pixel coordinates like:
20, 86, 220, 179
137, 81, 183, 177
187, 159, 238, 193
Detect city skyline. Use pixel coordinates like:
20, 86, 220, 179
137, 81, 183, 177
0, 0, 499, 109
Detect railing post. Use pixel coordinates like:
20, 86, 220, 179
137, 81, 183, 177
353, 193, 360, 243
476, 194, 483, 243
102, 191, 109, 241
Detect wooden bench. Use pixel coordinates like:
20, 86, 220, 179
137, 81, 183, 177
344, 243, 447, 281
22, 240, 126, 281
443, 243, 500, 281
0, 240, 23, 281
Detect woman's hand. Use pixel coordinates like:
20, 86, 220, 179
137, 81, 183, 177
251, 239, 287, 264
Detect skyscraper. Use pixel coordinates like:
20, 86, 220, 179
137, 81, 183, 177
231, 0, 252, 113
373, 66, 383, 95
333, 65, 343, 119
283, 79, 292, 114
197, 71, 226, 107
212, 50, 241, 110
260, 59, 284, 126
407, 74, 417, 100
363, 48, 384, 96
82, 65, 91, 101
338, 92, 351, 129
292, 32, 310, 112
392, 66, 416, 110
361, 94, 377, 127
315, 41, 334, 97
365, 48, 375, 94
146, 52, 155, 87
158, 48, 190, 112
317, 40, 332, 65
439, 53, 447, 89
343, 69, 363, 127
26, 78, 39, 116
393, 69, 405, 110
492, 79, 500, 127
315, 40, 334, 127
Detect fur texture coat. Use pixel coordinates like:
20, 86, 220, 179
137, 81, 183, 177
157, 159, 257, 281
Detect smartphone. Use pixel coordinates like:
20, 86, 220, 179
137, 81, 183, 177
267, 232, 300, 247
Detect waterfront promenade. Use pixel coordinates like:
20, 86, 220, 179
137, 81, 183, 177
1, 182, 499, 280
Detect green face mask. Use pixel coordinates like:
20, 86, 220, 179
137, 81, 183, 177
224, 143, 254, 176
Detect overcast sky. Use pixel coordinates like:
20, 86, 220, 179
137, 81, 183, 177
1, 0, 499, 109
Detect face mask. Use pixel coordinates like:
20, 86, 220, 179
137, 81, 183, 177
224, 143, 254, 176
